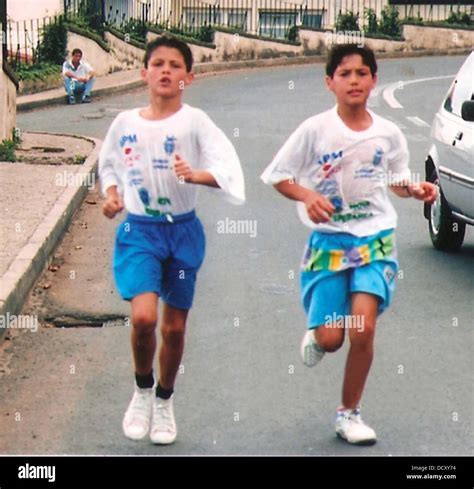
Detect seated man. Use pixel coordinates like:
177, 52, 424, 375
62, 48, 96, 104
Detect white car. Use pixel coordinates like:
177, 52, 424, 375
424, 51, 474, 251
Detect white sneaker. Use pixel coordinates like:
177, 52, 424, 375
335, 407, 377, 445
150, 395, 177, 445
300, 330, 325, 367
122, 386, 154, 440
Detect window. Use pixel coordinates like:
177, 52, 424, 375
444, 54, 474, 117
183, 8, 222, 28
227, 10, 248, 30
259, 11, 297, 39
301, 11, 323, 29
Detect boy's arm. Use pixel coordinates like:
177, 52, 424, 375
99, 117, 125, 218
103, 185, 124, 219
174, 155, 219, 188
386, 126, 436, 204
274, 179, 335, 224
389, 181, 437, 203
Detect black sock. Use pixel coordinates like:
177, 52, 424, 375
156, 383, 174, 400
135, 370, 154, 389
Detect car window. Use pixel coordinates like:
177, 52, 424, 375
444, 54, 474, 117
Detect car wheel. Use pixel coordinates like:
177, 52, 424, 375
428, 169, 466, 251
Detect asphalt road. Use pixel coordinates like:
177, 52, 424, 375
3, 55, 473, 456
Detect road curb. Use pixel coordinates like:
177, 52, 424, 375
0, 135, 102, 341
16, 48, 471, 112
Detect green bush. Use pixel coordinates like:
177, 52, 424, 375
14, 62, 61, 81
76, 0, 103, 32
197, 24, 215, 43
446, 10, 471, 26
404, 15, 424, 26
335, 11, 360, 32
0, 140, 17, 162
378, 6, 402, 37
364, 8, 378, 34
37, 19, 68, 65
285, 24, 298, 42
120, 18, 149, 43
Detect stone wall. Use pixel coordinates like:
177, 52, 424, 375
0, 50, 17, 142
147, 31, 217, 64
299, 23, 472, 55
104, 31, 145, 71
215, 30, 300, 61
403, 24, 474, 52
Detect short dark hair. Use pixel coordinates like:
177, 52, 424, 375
71, 48, 83, 56
326, 44, 377, 78
144, 35, 193, 72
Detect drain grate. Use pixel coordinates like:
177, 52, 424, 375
48, 315, 127, 328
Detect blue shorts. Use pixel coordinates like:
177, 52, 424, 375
113, 211, 206, 310
301, 230, 398, 330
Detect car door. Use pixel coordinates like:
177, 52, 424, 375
432, 52, 474, 218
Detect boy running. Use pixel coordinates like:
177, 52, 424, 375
99, 36, 245, 444
261, 44, 436, 445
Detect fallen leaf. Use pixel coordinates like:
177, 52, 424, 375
42, 283, 51, 289
48, 265, 59, 272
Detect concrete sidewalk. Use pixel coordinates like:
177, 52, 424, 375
17, 69, 145, 112
0, 133, 101, 341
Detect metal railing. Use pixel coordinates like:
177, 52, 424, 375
99, 0, 473, 35
4, 15, 64, 67
5, 1, 473, 67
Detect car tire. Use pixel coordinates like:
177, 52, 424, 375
427, 169, 466, 251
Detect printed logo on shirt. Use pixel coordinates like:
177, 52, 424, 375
354, 167, 376, 179
138, 187, 150, 206
128, 169, 144, 187
164, 136, 177, 155
152, 158, 170, 169
372, 147, 384, 166
120, 134, 138, 148
317, 150, 343, 166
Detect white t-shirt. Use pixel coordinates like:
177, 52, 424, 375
99, 104, 245, 217
62, 59, 94, 78
261, 106, 411, 237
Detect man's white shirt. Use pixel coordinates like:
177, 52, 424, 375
62, 59, 94, 78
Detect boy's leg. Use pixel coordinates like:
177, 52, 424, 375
301, 269, 348, 366
122, 292, 159, 441
342, 292, 378, 409
150, 303, 188, 445
335, 292, 378, 445
314, 323, 345, 352
131, 292, 159, 376
158, 303, 188, 390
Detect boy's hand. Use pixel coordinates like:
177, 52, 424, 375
174, 155, 195, 183
102, 189, 124, 219
410, 182, 437, 204
304, 191, 335, 224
